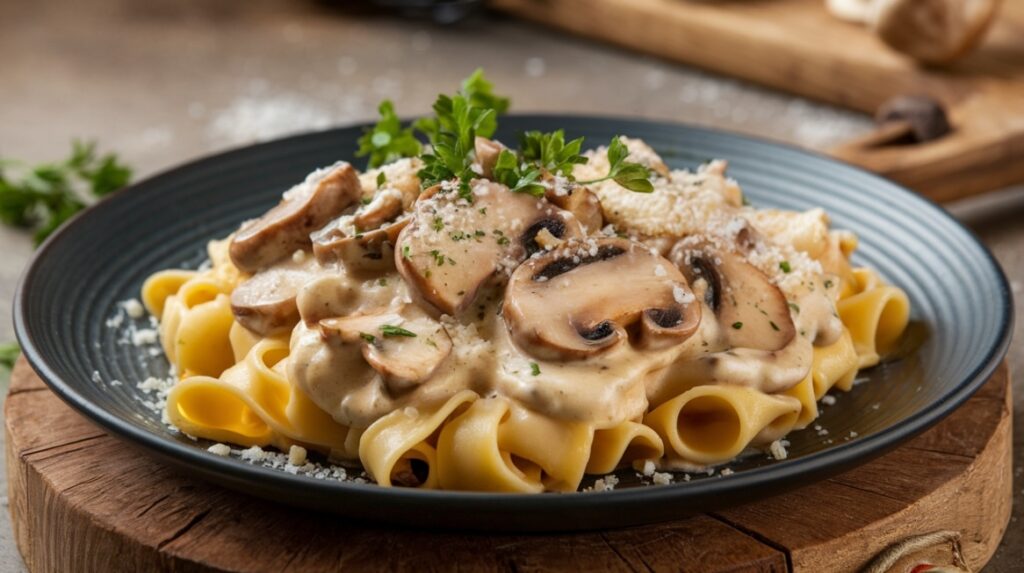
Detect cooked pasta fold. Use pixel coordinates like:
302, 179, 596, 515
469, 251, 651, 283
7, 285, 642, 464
140, 126, 912, 493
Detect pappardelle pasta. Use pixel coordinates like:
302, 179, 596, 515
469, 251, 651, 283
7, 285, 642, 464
142, 73, 910, 493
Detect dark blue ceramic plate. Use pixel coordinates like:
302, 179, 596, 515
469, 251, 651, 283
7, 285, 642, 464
14, 116, 1013, 531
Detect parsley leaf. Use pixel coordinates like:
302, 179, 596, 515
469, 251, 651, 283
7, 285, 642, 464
417, 93, 496, 202
381, 324, 417, 338
491, 149, 545, 197
0, 140, 132, 244
529, 362, 541, 376
519, 130, 587, 177
460, 68, 509, 137
356, 100, 422, 169
578, 136, 654, 193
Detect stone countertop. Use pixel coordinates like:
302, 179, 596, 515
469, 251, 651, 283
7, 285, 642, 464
1, 1, 1021, 570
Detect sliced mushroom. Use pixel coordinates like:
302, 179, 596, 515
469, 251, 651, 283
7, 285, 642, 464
353, 189, 404, 231
826, 0, 875, 23
312, 217, 409, 272
474, 136, 506, 179
319, 306, 452, 393
396, 181, 583, 316
545, 181, 604, 233
230, 255, 321, 336
229, 162, 361, 273
669, 239, 795, 352
871, 0, 1002, 65
503, 238, 701, 361
876, 95, 952, 143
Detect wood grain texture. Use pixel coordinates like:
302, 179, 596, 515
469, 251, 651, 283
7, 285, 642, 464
490, 0, 1024, 202
4, 358, 1011, 572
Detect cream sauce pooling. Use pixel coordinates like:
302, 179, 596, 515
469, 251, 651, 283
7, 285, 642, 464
279, 141, 846, 431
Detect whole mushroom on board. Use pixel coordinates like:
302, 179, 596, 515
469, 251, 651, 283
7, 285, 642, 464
871, 0, 1003, 65
824, 0, 1002, 65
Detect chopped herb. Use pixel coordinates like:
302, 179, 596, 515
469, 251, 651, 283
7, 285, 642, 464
478, 207, 487, 215
496, 235, 510, 246
529, 362, 541, 376
447, 256, 456, 265
361, 196, 373, 205
430, 249, 446, 266
824, 279, 834, 289
425, 337, 438, 348
788, 302, 800, 313
519, 129, 588, 177
381, 325, 417, 338
402, 244, 411, 259
0, 140, 132, 243
731, 322, 743, 330
432, 216, 444, 232
577, 136, 654, 193
359, 332, 376, 344
473, 229, 486, 239
769, 320, 780, 332
356, 100, 422, 169
449, 230, 468, 241
491, 148, 545, 196
378, 278, 387, 287
779, 261, 792, 273
376, 171, 387, 187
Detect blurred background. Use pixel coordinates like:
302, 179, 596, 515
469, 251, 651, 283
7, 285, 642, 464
1, 0, 1021, 570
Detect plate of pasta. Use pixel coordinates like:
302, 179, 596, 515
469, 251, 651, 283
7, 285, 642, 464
15, 75, 1011, 531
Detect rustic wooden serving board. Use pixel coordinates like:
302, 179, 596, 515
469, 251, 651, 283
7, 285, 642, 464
491, 0, 1024, 202
4, 357, 1012, 572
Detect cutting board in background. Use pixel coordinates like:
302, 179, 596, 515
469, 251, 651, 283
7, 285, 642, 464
491, 0, 1024, 202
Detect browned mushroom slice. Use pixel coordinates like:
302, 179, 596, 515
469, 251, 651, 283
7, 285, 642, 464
474, 136, 506, 179
353, 190, 404, 231
396, 181, 583, 316
319, 307, 452, 393
669, 239, 796, 351
545, 182, 603, 233
312, 217, 409, 272
503, 238, 701, 361
231, 255, 320, 336
229, 162, 362, 273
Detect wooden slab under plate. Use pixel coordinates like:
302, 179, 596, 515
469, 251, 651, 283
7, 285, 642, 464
491, 0, 1024, 202
4, 357, 1013, 572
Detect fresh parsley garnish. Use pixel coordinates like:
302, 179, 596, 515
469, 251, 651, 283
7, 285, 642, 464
732, 322, 743, 330
359, 332, 377, 344
381, 324, 417, 338
769, 320, 781, 332
788, 302, 800, 314
491, 149, 544, 197
520, 130, 587, 177
529, 362, 541, 376
356, 100, 422, 169
779, 261, 792, 273
0, 141, 132, 244
376, 171, 387, 187
578, 136, 653, 193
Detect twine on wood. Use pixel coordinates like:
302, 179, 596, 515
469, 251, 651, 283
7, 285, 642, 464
861, 530, 970, 573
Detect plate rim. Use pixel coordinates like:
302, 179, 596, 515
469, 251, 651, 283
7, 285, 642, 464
12, 114, 1015, 523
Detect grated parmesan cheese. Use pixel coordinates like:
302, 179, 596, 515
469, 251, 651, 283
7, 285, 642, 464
208, 443, 231, 456
769, 440, 788, 460
288, 445, 308, 466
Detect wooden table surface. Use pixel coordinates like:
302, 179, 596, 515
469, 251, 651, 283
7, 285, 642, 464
1, 0, 1021, 570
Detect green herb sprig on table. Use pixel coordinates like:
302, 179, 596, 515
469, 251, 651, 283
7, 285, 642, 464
0, 140, 132, 244
0, 342, 19, 370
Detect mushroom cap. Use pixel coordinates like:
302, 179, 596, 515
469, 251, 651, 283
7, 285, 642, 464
229, 162, 362, 273
319, 307, 452, 393
396, 180, 583, 317
230, 255, 320, 336
875, 95, 952, 143
503, 237, 701, 361
871, 0, 1002, 65
474, 136, 506, 180
669, 238, 796, 352
544, 180, 604, 234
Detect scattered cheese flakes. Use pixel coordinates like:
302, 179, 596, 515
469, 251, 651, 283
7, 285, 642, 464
208, 443, 231, 456
642, 460, 656, 477
821, 395, 837, 406
122, 298, 145, 319
131, 329, 159, 346
720, 468, 734, 476
288, 445, 308, 466
652, 472, 673, 485
769, 440, 788, 460
240, 445, 268, 462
